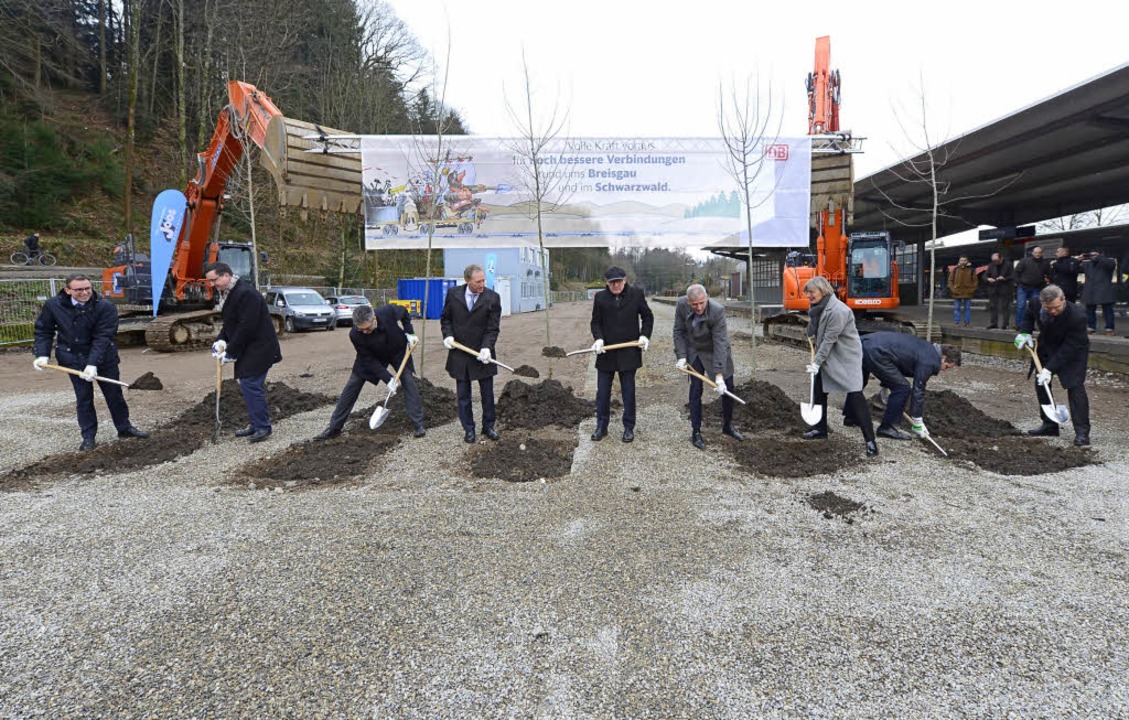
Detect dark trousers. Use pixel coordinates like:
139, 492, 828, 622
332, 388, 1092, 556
988, 290, 1012, 328
67, 363, 131, 440
456, 376, 495, 432
688, 357, 733, 431
328, 370, 424, 432
1086, 303, 1115, 332
812, 371, 875, 442
1016, 286, 1040, 329
595, 369, 636, 430
860, 362, 912, 426
1037, 381, 1090, 436
238, 372, 271, 432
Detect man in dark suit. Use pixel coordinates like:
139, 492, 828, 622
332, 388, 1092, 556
854, 332, 961, 441
672, 283, 743, 450
314, 303, 424, 440
206, 262, 282, 443
1015, 284, 1091, 446
440, 263, 502, 443
589, 266, 654, 443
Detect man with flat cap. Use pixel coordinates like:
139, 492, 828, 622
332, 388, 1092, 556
589, 266, 654, 443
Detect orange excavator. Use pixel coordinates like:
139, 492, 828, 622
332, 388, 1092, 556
764, 37, 917, 345
104, 81, 284, 351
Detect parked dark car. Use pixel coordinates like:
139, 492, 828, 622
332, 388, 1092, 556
325, 294, 372, 327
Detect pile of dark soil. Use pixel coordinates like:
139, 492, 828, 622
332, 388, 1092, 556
470, 436, 577, 483
497, 379, 594, 430
729, 436, 865, 478
932, 436, 1092, 475
357, 377, 459, 434
730, 379, 806, 435
807, 490, 871, 524
512, 365, 540, 378
129, 371, 163, 390
541, 346, 566, 358
919, 389, 1020, 439
2, 381, 334, 486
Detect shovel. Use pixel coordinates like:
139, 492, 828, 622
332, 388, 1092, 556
448, 339, 516, 372
1026, 343, 1070, 425
565, 340, 644, 357
42, 363, 159, 390
675, 364, 748, 405
369, 342, 417, 430
212, 355, 223, 443
800, 338, 823, 426
902, 412, 948, 457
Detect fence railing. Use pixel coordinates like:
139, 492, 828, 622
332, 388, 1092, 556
0, 278, 106, 347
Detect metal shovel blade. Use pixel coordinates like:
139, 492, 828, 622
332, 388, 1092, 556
800, 376, 823, 426
369, 403, 391, 430
1047, 402, 1071, 425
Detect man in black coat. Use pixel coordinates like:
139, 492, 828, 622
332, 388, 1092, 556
33, 274, 149, 451
1050, 247, 1082, 303
440, 263, 502, 443
23, 232, 40, 262
983, 251, 1014, 329
852, 332, 961, 441
1015, 284, 1091, 446
314, 303, 424, 440
589, 266, 654, 443
1013, 245, 1050, 330
206, 262, 282, 443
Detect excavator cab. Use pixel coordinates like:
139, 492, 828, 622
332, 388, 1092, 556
844, 231, 900, 311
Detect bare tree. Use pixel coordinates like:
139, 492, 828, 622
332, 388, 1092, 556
123, 0, 145, 234
716, 73, 782, 377
1039, 204, 1128, 233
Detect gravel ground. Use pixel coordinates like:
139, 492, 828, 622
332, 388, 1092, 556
1, 302, 1127, 718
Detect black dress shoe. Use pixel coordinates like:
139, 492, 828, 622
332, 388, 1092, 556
591, 425, 607, 442
483, 427, 499, 441
1026, 423, 1060, 437
314, 428, 341, 441
622, 428, 634, 443
247, 428, 272, 443
1074, 434, 1090, 447
802, 428, 828, 440
413, 426, 427, 438
235, 426, 255, 437
691, 431, 706, 450
79, 438, 96, 452
876, 424, 911, 441
866, 440, 879, 457
464, 429, 476, 443
117, 426, 149, 439
721, 425, 745, 441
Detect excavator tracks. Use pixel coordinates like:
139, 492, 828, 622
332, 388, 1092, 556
143, 310, 224, 352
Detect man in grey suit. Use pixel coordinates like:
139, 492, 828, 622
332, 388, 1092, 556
440, 263, 503, 443
672, 284, 744, 450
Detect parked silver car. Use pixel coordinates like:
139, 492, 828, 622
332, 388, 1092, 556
265, 287, 336, 333
325, 294, 372, 326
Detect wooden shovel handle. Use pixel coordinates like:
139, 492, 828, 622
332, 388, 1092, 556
566, 340, 643, 356
675, 365, 747, 405
43, 363, 132, 388
391, 341, 417, 384
449, 339, 515, 372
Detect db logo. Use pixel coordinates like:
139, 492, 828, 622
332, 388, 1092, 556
765, 144, 789, 161
854, 299, 882, 306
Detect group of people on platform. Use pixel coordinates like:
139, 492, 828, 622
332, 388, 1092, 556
30, 264, 1094, 456
951, 246, 1119, 336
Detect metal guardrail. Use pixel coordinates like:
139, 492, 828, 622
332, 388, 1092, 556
0, 277, 105, 347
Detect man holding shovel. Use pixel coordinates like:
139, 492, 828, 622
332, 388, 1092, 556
441, 263, 503, 443
314, 304, 424, 440
589, 266, 653, 443
673, 284, 744, 450
32, 273, 149, 451
1015, 284, 1091, 446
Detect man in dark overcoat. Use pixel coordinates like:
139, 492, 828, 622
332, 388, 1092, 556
984, 251, 1014, 329
440, 263, 502, 443
588, 266, 654, 443
1080, 250, 1117, 335
33, 273, 149, 451
207, 261, 282, 443
1015, 284, 1091, 446
672, 283, 743, 450
854, 332, 961, 441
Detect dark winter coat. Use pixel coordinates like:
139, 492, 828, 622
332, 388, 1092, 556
672, 297, 734, 378
1014, 255, 1050, 290
33, 289, 121, 370
440, 284, 501, 381
984, 258, 1014, 297
217, 277, 282, 379
1080, 255, 1117, 305
1019, 300, 1089, 389
590, 284, 654, 373
351, 304, 415, 384
1050, 256, 1082, 299
860, 332, 942, 419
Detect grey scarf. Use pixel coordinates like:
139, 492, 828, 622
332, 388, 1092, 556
806, 293, 831, 338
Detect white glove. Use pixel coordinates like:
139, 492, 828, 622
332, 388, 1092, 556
714, 375, 727, 396
1036, 368, 1052, 386
1014, 333, 1033, 350
806, 363, 820, 375
406, 334, 419, 349
221, 354, 235, 365
675, 358, 688, 371
33, 356, 48, 371
81, 365, 98, 382
638, 335, 650, 352
477, 347, 492, 364
910, 417, 929, 438
212, 339, 227, 358
387, 377, 399, 395
443, 336, 456, 350
592, 339, 605, 354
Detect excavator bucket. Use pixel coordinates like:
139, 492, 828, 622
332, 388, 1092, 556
261, 116, 363, 219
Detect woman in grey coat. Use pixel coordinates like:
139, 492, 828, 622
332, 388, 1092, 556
802, 276, 878, 456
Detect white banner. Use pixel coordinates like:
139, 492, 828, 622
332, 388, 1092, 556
361, 136, 810, 250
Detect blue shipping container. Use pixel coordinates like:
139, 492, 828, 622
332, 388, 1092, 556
397, 277, 461, 319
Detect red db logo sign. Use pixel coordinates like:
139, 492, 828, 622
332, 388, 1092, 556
765, 144, 789, 161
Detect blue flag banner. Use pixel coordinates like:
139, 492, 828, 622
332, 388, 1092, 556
484, 253, 497, 289
149, 189, 187, 316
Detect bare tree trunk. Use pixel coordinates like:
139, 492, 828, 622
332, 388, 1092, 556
147, 0, 163, 115
175, 0, 187, 186
124, 0, 143, 234
98, 0, 107, 93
